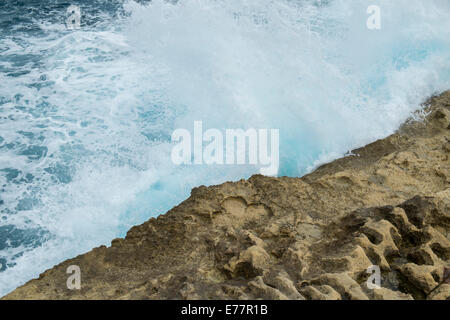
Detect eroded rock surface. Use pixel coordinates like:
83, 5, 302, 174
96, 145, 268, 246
3, 92, 450, 300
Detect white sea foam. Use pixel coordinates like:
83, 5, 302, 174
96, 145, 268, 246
0, 0, 449, 296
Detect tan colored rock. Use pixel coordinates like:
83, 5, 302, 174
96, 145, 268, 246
263, 272, 305, 300
372, 288, 413, 300
299, 285, 342, 300
427, 284, 450, 300
400, 264, 439, 293
248, 277, 290, 300
313, 273, 369, 300
224, 245, 271, 278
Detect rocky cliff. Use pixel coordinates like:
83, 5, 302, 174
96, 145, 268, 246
3, 91, 450, 300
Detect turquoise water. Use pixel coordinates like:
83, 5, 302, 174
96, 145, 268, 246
0, 0, 449, 296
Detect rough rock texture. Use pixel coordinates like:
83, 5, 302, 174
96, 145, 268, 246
3, 91, 450, 300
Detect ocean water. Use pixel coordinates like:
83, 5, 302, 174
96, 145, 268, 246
0, 0, 449, 296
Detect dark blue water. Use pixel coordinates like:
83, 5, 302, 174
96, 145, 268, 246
1, 0, 449, 296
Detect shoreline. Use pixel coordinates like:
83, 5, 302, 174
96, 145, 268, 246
3, 91, 449, 300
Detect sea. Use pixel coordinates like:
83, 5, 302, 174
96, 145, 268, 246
0, 0, 449, 296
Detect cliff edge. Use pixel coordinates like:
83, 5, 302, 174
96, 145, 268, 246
3, 91, 450, 300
